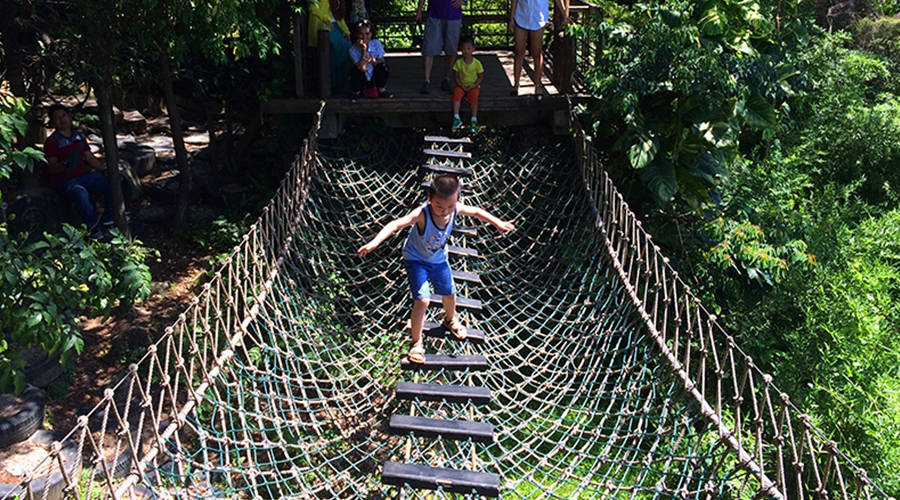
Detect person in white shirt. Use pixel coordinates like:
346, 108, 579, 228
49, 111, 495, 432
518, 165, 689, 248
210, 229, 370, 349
508, 0, 567, 100
348, 20, 393, 99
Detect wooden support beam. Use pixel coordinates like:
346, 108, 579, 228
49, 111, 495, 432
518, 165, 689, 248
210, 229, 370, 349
318, 29, 330, 98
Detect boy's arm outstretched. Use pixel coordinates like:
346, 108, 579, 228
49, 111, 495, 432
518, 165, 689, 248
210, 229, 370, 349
358, 209, 421, 256
457, 203, 515, 233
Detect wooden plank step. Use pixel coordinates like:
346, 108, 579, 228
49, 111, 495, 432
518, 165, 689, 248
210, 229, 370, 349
401, 354, 488, 371
421, 179, 473, 194
423, 163, 474, 177
423, 321, 485, 344
451, 269, 480, 283
389, 415, 494, 443
453, 225, 476, 237
423, 148, 472, 159
424, 135, 472, 144
382, 461, 500, 496
448, 245, 479, 258
395, 382, 491, 404
428, 295, 482, 310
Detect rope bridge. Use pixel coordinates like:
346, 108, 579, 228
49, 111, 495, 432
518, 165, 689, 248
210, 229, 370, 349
1, 106, 887, 499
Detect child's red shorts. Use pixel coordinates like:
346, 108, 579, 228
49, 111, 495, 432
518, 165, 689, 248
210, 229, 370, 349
452, 86, 480, 106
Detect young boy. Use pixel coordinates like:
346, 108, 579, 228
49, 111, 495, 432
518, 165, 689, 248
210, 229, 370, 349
450, 36, 484, 133
357, 175, 514, 363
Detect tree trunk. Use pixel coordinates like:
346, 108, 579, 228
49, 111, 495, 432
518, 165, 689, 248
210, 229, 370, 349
159, 48, 191, 229
94, 54, 129, 236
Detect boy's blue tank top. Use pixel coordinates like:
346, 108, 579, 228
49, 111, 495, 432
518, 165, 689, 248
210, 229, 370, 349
403, 202, 456, 263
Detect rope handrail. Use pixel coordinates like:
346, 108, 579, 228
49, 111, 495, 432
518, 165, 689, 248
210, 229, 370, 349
568, 99, 887, 499
0, 102, 325, 500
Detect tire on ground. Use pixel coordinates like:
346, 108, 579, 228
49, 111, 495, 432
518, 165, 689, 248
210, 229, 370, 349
0, 384, 44, 449
0, 430, 82, 500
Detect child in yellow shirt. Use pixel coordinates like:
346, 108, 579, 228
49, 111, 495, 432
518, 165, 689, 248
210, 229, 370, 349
450, 36, 484, 133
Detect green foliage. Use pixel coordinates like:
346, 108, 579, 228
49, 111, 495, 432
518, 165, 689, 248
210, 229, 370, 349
640, 32, 900, 494
0, 91, 154, 394
796, 210, 900, 493
0, 90, 44, 202
579, 0, 797, 210
0, 226, 154, 393
852, 16, 900, 65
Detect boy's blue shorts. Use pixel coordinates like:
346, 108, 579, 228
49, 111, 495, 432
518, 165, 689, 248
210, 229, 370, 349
404, 259, 456, 300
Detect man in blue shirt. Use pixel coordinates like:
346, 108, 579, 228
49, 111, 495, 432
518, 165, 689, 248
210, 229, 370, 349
416, 0, 463, 94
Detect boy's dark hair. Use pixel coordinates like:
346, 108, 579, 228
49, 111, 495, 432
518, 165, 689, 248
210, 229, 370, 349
431, 175, 460, 199
353, 18, 375, 38
46, 104, 68, 120
458, 35, 475, 49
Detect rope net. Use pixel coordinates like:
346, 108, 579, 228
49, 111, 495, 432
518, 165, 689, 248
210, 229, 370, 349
2, 116, 884, 499
142, 126, 762, 498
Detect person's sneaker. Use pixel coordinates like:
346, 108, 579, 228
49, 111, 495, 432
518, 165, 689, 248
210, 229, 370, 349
379, 88, 394, 98
452, 117, 463, 130
469, 121, 478, 134
440, 77, 451, 92
350, 91, 363, 103
442, 315, 467, 340
420, 80, 431, 94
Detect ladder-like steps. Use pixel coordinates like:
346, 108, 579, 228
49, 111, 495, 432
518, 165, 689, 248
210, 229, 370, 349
395, 382, 491, 404
389, 415, 494, 443
423, 163, 474, 177
421, 179, 474, 194
423, 148, 472, 159
401, 354, 488, 372
382, 461, 500, 496
451, 269, 480, 284
425, 135, 472, 144
448, 245, 480, 258
453, 225, 477, 237
423, 322, 485, 343
428, 295, 482, 310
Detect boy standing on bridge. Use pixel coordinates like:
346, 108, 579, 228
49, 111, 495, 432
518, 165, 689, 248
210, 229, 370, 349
451, 36, 484, 133
358, 175, 514, 363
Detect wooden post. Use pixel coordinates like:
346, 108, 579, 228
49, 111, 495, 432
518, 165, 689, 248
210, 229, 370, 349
318, 29, 331, 98
551, 0, 574, 94
293, 12, 305, 97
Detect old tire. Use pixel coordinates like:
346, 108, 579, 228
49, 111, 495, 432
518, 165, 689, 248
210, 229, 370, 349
0, 430, 82, 500
6, 189, 60, 240
0, 385, 44, 449
22, 351, 66, 389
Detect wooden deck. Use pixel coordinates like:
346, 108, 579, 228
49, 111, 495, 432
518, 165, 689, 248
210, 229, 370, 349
262, 51, 574, 115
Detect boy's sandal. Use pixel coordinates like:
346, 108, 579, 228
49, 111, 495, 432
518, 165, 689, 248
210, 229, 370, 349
442, 316, 468, 340
408, 344, 426, 364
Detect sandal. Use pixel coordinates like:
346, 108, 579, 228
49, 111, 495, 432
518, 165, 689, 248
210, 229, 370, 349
408, 343, 426, 364
442, 315, 468, 340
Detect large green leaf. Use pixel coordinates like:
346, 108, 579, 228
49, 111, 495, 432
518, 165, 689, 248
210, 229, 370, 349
699, 5, 727, 36
738, 92, 777, 129
627, 134, 659, 170
639, 158, 679, 204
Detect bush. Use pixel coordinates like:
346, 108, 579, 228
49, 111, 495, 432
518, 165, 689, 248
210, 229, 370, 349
0, 88, 154, 394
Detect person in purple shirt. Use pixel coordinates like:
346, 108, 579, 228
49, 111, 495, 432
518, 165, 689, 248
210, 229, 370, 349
415, 0, 464, 94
